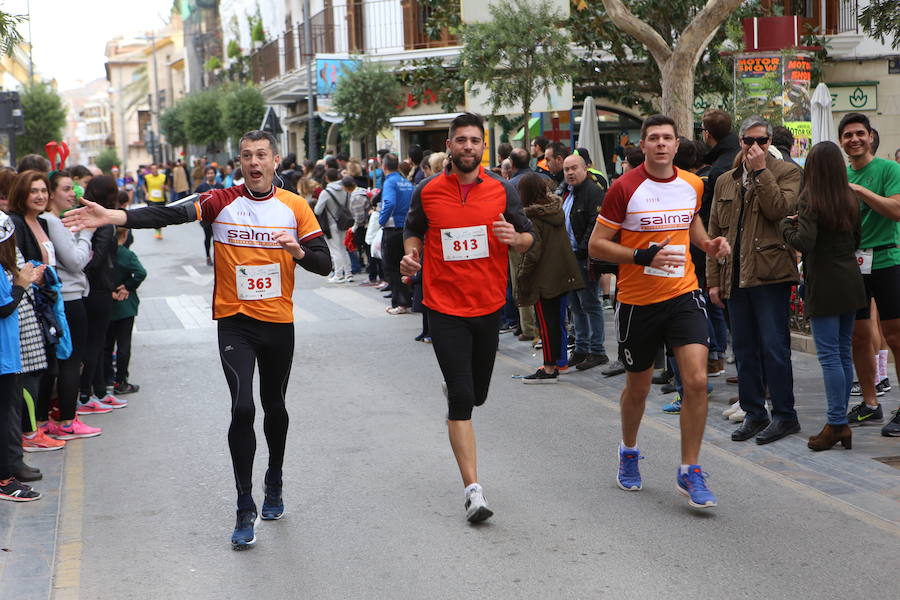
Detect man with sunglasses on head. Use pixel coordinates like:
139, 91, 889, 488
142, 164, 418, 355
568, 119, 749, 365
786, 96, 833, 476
707, 116, 802, 445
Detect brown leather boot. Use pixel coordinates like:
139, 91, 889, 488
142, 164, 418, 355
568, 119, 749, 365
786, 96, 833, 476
808, 424, 852, 451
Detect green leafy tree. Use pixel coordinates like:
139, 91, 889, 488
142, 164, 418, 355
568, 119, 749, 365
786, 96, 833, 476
16, 82, 66, 156
459, 0, 572, 148
0, 10, 25, 56
94, 148, 121, 174
396, 56, 465, 114
859, 0, 900, 50
572, 0, 745, 135
160, 99, 189, 149
221, 85, 266, 141
332, 60, 403, 149
182, 90, 226, 149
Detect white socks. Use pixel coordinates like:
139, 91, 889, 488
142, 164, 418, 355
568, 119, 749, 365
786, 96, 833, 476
464, 483, 482, 497
877, 351, 888, 380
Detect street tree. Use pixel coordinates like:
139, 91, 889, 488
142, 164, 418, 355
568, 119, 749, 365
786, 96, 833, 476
221, 85, 266, 142
94, 148, 121, 174
332, 60, 403, 151
598, 0, 744, 136
182, 90, 226, 150
16, 82, 66, 156
859, 0, 900, 50
0, 10, 25, 56
459, 0, 572, 148
160, 99, 189, 150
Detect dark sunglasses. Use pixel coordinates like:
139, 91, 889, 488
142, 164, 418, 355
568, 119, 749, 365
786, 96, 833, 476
742, 136, 770, 146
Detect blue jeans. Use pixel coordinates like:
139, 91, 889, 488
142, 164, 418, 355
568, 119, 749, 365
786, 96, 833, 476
810, 312, 855, 425
569, 262, 605, 355
705, 292, 728, 358
728, 282, 797, 422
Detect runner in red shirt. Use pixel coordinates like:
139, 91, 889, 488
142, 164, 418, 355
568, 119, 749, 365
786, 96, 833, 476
401, 113, 533, 523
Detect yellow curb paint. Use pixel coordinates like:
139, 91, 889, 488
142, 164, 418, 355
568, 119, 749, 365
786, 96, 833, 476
495, 352, 900, 536
52, 438, 84, 600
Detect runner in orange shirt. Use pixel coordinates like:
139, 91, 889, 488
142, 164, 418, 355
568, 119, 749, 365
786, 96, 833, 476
63, 130, 332, 550
589, 115, 730, 509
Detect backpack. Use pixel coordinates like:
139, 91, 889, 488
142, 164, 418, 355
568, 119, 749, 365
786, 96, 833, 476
324, 189, 355, 230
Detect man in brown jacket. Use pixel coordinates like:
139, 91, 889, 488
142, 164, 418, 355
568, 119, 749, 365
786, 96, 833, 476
707, 116, 802, 445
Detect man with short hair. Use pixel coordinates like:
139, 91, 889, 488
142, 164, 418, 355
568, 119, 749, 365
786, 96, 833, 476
531, 135, 549, 171
562, 153, 608, 370
380, 153, 415, 313
508, 148, 534, 184
63, 130, 333, 550
590, 114, 730, 508
708, 116, 802, 445
401, 112, 533, 523
543, 141, 568, 185
772, 125, 800, 168
838, 113, 900, 436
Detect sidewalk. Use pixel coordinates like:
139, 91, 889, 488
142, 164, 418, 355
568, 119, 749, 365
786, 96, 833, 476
498, 313, 900, 526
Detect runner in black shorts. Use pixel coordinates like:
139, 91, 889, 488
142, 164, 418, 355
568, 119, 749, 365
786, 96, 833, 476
589, 115, 730, 508
838, 113, 900, 435
401, 113, 533, 523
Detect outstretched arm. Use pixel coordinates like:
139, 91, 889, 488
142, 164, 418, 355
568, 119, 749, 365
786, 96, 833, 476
63, 195, 200, 231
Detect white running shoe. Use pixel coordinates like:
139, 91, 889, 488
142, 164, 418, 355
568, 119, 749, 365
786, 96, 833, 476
723, 402, 741, 419
729, 407, 746, 423
464, 484, 493, 523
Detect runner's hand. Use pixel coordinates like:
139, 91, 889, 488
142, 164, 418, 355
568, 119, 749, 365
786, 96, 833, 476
492, 214, 517, 245
400, 247, 421, 276
709, 286, 724, 308
649, 239, 686, 271
704, 236, 731, 259
62, 199, 115, 231
273, 231, 305, 260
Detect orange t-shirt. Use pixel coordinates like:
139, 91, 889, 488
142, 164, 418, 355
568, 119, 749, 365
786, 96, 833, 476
192, 185, 323, 322
597, 165, 703, 306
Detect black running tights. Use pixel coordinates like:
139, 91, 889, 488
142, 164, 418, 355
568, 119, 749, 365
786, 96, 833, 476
218, 314, 294, 497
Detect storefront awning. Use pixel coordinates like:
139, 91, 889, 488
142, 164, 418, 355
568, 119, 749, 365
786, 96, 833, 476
512, 117, 542, 141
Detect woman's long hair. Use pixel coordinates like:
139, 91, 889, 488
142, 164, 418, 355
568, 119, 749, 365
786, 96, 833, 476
517, 172, 553, 208
802, 141, 857, 232
84, 175, 119, 209
7, 170, 50, 215
0, 235, 18, 276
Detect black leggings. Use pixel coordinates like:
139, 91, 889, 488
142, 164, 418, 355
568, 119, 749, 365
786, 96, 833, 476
218, 314, 294, 496
104, 317, 135, 384
428, 308, 501, 421
382, 228, 410, 307
200, 221, 213, 258
0, 373, 16, 478
41, 299, 87, 421
81, 291, 112, 398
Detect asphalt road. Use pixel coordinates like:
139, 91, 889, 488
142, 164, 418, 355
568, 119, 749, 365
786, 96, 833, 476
66, 222, 898, 599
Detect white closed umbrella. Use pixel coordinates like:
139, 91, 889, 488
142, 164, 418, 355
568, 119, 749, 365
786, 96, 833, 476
811, 82, 837, 145
578, 96, 606, 176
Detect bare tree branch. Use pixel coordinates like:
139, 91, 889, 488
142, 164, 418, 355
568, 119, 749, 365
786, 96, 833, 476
599, 0, 672, 65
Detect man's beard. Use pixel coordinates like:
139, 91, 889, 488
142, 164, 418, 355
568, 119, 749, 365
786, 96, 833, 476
451, 153, 479, 174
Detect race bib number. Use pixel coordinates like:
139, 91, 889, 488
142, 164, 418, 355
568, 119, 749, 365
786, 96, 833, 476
150, 188, 163, 199
644, 244, 686, 278
441, 225, 489, 262
856, 248, 873, 275
236, 264, 281, 300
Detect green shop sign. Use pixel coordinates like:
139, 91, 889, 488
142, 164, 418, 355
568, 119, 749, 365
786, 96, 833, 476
828, 82, 878, 112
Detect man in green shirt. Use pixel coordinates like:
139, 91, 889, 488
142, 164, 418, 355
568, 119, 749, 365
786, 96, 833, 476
839, 112, 900, 436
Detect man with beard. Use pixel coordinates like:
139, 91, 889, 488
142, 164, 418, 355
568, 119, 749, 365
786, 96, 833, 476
401, 113, 534, 523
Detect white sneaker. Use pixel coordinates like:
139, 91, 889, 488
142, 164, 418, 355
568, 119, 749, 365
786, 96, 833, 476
729, 407, 746, 423
723, 402, 741, 419
343, 276, 353, 283
464, 484, 493, 523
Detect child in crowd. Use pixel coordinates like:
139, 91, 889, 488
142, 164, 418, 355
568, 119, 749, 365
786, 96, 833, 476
104, 227, 146, 395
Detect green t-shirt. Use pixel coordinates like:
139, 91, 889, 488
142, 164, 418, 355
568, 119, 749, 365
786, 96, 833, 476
848, 157, 900, 270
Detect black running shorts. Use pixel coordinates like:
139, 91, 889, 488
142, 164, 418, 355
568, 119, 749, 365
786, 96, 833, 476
855, 264, 900, 321
615, 290, 710, 373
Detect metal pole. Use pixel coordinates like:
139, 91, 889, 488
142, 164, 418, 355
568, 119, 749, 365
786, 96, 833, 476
149, 31, 162, 164
303, 0, 317, 162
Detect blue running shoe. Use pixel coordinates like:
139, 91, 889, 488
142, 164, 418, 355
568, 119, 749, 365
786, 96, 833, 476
261, 483, 284, 520
676, 465, 717, 508
617, 447, 643, 491
662, 394, 682, 414
231, 508, 260, 550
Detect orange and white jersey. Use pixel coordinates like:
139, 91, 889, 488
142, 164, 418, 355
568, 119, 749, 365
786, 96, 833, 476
597, 165, 703, 306
193, 185, 322, 322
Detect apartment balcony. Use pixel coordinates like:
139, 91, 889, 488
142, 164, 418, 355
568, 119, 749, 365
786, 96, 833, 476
251, 0, 460, 102
761, 0, 859, 36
